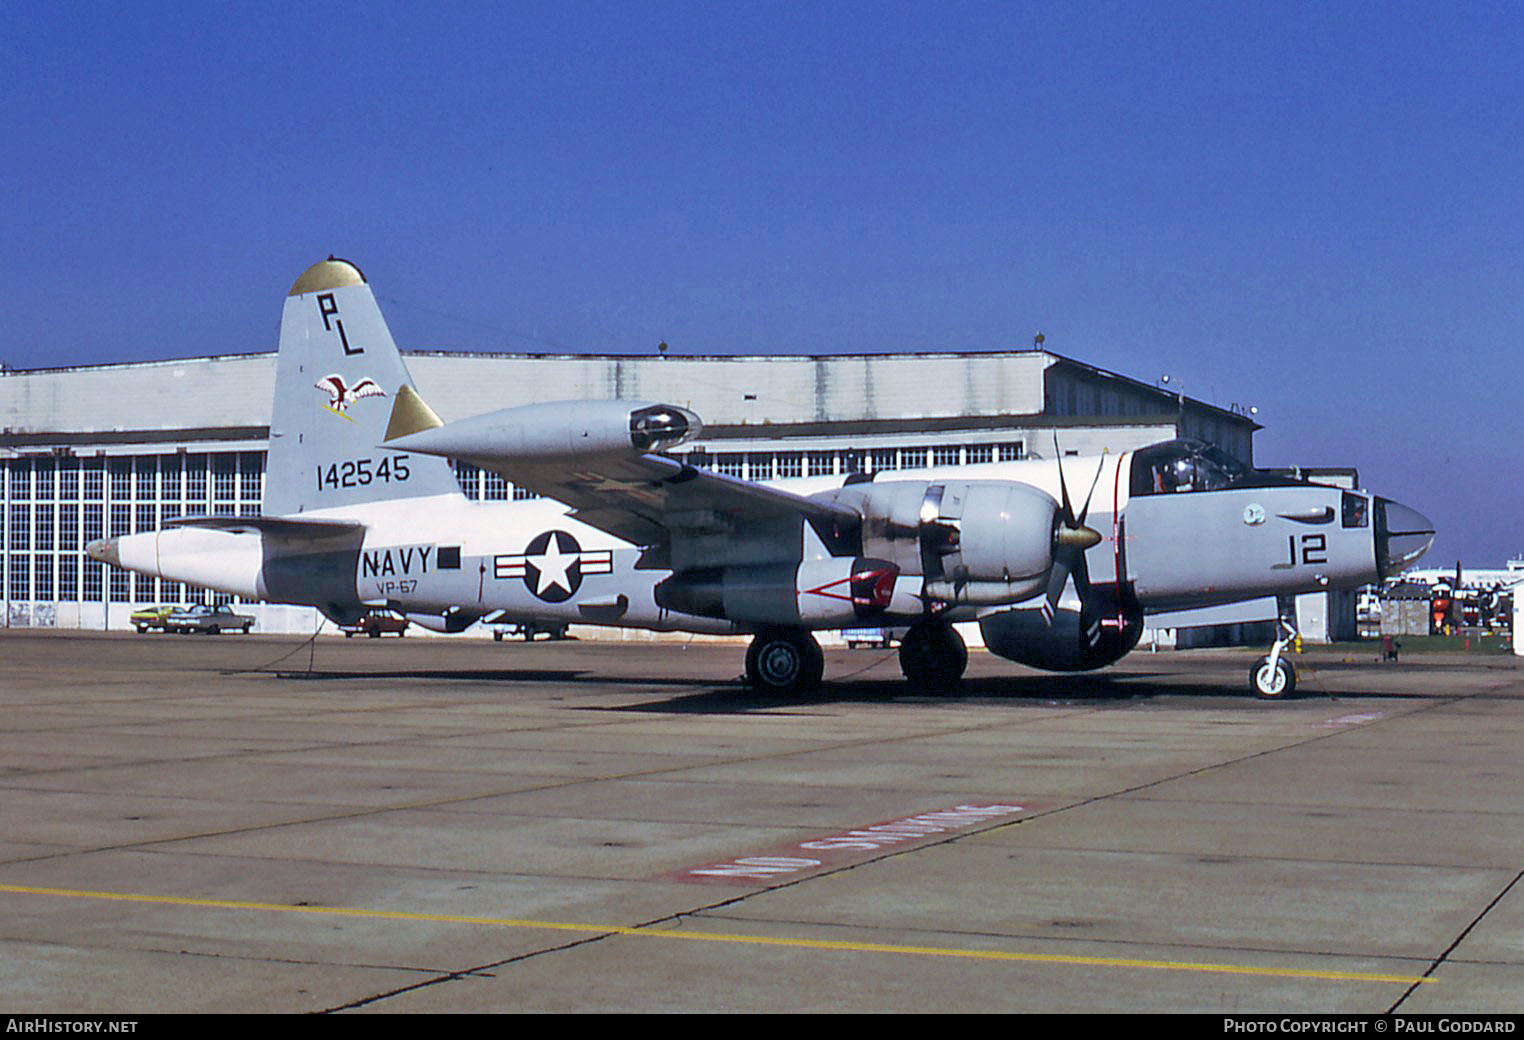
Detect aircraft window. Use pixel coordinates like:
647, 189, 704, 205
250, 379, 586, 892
1342, 492, 1369, 529
1130, 441, 1251, 496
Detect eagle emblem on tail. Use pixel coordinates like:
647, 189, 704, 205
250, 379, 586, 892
315, 374, 387, 420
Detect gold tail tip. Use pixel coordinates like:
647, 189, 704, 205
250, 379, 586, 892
384, 384, 445, 441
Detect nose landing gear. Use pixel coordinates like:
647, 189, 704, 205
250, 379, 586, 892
1250, 602, 1300, 699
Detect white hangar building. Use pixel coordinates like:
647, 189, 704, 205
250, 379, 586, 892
1, 347, 1260, 635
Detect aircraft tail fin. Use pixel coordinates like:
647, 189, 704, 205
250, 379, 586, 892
265, 258, 463, 515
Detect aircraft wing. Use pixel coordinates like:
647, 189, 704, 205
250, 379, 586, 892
490, 454, 859, 569
383, 392, 860, 570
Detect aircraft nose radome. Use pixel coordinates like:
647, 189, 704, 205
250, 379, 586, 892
85, 538, 120, 567
1377, 498, 1436, 577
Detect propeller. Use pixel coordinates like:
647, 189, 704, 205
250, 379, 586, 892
1047, 435, 1106, 620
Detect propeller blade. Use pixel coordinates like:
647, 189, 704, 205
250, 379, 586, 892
1074, 454, 1106, 526
1047, 434, 1106, 617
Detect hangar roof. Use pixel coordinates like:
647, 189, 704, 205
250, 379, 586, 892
0, 348, 1257, 447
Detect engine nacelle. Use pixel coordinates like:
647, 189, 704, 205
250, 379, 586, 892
980, 600, 1144, 672
822, 479, 1060, 606
655, 557, 916, 627
387, 400, 701, 463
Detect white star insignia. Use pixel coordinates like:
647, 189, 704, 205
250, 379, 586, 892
528, 534, 577, 597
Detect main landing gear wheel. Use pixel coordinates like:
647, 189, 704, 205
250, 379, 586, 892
899, 623, 968, 690
745, 629, 825, 696
1250, 655, 1296, 699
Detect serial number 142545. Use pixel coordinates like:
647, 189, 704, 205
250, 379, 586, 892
316, 455, 411, 491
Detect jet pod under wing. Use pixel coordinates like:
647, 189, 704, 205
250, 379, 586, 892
383, 395, 861, 570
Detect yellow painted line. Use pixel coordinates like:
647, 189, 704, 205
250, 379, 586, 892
0, 883, 1432, 986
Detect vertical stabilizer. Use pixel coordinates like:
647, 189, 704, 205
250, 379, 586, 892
265, 258, 462, 515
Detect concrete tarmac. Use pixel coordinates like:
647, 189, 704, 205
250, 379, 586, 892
1, 629, 1521, 1013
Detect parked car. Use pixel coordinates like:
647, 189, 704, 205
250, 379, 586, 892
131, 605, 179, 633
842, 627, 903, 649
164, 604, 254, 634
340, 610, 409, 638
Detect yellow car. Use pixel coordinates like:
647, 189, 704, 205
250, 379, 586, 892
130, 605, 179, 633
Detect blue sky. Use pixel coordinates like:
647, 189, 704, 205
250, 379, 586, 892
3, 2, 1521, 565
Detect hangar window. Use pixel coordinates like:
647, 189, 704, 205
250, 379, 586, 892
966, 445, 993, 465
901, 448, 927, 470
240, 454, 263, 502
777, 453, 803, 478
213, 455, 236, 500
110, 459, 130, 500
807, 452, 835, 477
998, 442, 1024, 461
59, 558, 77, 601
83, 462, 103, 501
454, 461, 481, 500
933, 446, 960, 467
717, 454, 745, 478
135, 458, 156, 497
512, 485, 540, 501
82, 560, 102, 601
9, 554, 29, 600
871, 449, 897, 472
748, 454, 774, 480
109, 566, 129, 602
8, 504, 29, 549
483, 471, 510, 500
35, 506, 53, 551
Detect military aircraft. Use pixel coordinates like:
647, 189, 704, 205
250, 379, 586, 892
87, 258, 1435, 698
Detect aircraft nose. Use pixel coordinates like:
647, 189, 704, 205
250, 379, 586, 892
85, 538, 121, 567
1375, 498, 1435, 578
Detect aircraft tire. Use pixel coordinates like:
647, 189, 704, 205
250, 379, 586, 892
1250, 655, 1296, 699
899, 623, 968, 690
746, 629, 824, 696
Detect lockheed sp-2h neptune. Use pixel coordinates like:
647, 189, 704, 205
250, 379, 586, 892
88, 259, 1435, 698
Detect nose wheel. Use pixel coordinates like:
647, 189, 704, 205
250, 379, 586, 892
899, 622, 968, 690
1250, 612, 1300, 699
745, 628, 825, 696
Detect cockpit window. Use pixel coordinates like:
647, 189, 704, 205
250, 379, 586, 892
1341, 491, 1369, 528
1130, 440, 1253, 496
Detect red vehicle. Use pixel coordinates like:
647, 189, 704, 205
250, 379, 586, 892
341, 611, 409, 638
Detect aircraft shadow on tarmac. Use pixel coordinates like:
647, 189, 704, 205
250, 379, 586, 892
610, 669, 1450, 713
252, 662, 1446, 713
